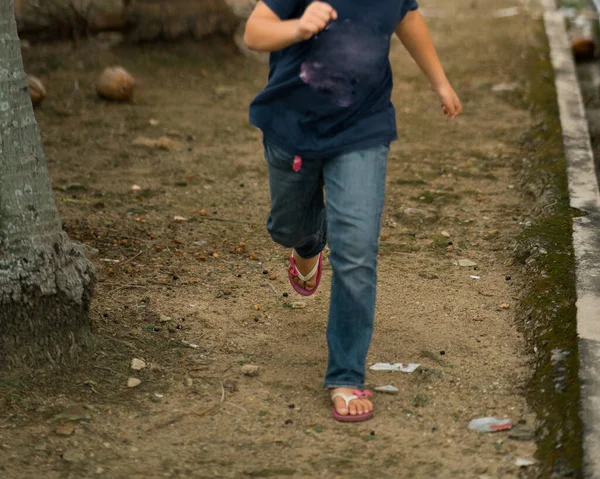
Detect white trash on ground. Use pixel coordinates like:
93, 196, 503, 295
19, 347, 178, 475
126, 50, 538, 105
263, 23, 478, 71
374, 385, 400, 394
370, 363, 421, 373
468, 417, 512, 432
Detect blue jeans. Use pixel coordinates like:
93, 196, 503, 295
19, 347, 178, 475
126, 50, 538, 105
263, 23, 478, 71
264, 140, 389, 390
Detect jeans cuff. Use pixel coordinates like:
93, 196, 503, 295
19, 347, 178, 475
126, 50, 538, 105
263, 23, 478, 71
296, 236, 326, 259
323, 382, 365, 390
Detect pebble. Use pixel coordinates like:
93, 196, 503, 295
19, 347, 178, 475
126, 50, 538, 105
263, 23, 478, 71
56, 423, 76, 436
458, 259, 477, 267
127, 378, 141, 388
55, 405, 91, 421
130, 358, 147, 371
185, 377, 193, 387
498, 303, 510, 310
223, 380, 239, 392
509, 428, 535, 441
441, 231, 451, 237
241, 365, 261, 377
62, 450, 84, 463
403, 207, 437, 221
291, 302, 306, 309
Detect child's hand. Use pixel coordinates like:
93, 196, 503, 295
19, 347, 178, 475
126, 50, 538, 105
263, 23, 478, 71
433, 82, 462, 119
296, 2, 338, 41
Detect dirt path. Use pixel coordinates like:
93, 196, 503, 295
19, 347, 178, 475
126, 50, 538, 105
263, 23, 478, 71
1, 0, 549, 477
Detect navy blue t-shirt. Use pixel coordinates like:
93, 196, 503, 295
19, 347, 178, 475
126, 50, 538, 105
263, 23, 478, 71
249, 0, 419, 157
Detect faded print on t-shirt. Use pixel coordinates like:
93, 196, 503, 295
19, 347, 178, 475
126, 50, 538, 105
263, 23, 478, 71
299, 19, 390, 108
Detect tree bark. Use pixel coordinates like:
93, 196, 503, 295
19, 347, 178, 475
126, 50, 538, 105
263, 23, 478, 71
0, 0, 95, 370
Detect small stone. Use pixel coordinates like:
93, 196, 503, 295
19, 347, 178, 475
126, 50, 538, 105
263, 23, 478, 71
268, 274, 278, 280
515, 458, 536, 467
403, 207, 437, 221
56, 423, 76, 436
241, 365, 261, 377
505, 275, 511, 281
498, 303, 510, 310
262, 269, 269, 275
291, 302, 306, 309
223, 380, 238, 392
441, 231, 451, 237
83, 245, 100, 260
282, 292, 289, 298
440, 350, 446, 356
96, 466, 105, 474
55, 405, 91, 421
184, 377, 193, 387
374, 385, 399, 394
130, 358, 147, 371
127, 378, 141, 388
458, 259, 477, 267
62, 450, 84, 463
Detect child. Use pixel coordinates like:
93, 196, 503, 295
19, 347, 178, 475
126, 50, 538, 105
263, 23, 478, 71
244, 0, 462, 422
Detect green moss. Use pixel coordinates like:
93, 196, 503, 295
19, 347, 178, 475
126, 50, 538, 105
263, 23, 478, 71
515, 22, 583, 477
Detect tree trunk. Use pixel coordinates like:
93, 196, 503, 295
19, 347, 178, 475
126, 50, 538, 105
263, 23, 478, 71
0, 0, 95, 370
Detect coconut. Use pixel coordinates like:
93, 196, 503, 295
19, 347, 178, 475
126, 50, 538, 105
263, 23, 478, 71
571, 37, 596, 62
96, 66, 136, 102
27, 75, 46, 107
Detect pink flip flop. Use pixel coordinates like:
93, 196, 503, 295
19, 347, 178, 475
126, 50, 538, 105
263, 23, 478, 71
288, 251, 323, 296
331, 390, 373, 422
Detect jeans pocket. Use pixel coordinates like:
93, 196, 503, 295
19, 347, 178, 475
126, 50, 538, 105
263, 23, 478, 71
264, 140, 297, 171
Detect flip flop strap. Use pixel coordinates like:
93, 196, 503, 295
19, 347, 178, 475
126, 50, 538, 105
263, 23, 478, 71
291, 252, 320, 282
330, 393, 359, 407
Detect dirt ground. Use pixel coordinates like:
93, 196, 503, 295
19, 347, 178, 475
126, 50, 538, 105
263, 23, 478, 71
1, 0, 550, 477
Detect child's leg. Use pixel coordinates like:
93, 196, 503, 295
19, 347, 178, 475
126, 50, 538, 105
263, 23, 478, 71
322, 144, 389, 414
264, 141, 326, 260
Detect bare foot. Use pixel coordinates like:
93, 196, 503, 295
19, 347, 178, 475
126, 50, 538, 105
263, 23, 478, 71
330, 388, 373, 416
289, 250, 320, 291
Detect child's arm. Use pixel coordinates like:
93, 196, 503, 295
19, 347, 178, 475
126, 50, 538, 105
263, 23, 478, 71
395, 10, 462, 119
244, 1, 337, 52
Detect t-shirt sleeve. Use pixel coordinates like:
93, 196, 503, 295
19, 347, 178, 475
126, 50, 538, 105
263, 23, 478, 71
401, 0, 419, 19
262, 0, 301, 20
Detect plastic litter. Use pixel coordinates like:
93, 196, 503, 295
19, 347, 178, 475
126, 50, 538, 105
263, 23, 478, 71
470, 275, 481, 279
468, 417, 512, 432
374, 385, 399, 394
370, 363, 420, 373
